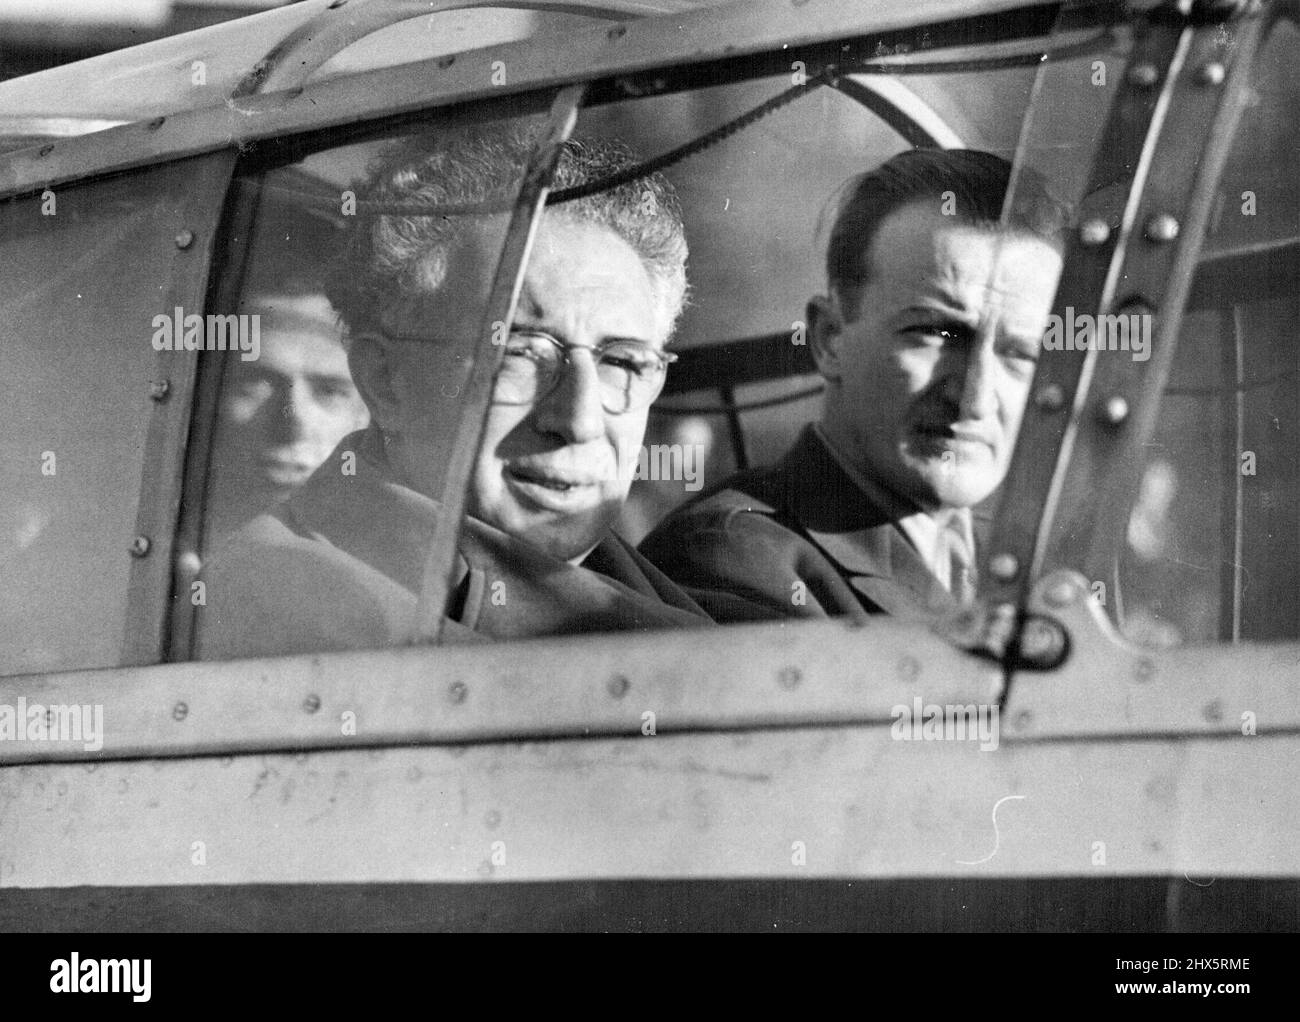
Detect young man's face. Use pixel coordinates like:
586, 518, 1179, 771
371, 218, 666, 561
218, 296, 369, 503
812, 202, 1062, 511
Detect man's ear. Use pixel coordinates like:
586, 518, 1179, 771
807, 293, 845, 383
347, 333, 404, 429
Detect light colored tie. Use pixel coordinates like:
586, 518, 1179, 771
941, 516, 977, 605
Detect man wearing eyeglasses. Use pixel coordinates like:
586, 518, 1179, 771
196, 128, 709, 659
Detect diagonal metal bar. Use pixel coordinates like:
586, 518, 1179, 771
978, 4, 1195, 615
411, 83, 586, 643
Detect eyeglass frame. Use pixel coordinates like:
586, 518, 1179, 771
350, 326, 678, 415
493, 328, 677, 415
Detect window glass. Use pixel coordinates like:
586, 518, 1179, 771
0, 163, 203, 675
189, 105, 548, 660
1113, 20, 1300, 646
586, 34, 1118, 624
191, 20, 1147, 653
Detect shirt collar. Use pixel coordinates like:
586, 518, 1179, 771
811, 423, 974, 592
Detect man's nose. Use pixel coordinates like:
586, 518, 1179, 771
946, 339, 1000, 421
272, 384, 310, 440
532, 351, 606, 442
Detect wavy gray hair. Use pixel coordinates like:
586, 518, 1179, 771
326, 125, 689, 339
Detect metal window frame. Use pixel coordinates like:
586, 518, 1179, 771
0, 0, 1077, 202
119, 152, 244, 666
980, 0, 1277, 634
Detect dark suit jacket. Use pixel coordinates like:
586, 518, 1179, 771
196, 428, 711, 660
639, 425, 979, 625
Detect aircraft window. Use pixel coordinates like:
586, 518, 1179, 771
184, 19, 1170, 654
597, 28, 1127, 629
0, 162, 208, 675
1110, 19, 1300, 646
186, 104, 550, 661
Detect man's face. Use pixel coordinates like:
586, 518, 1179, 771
814, 203, 1061, 511
219, 298, 369, 501
377, 218, 664, 561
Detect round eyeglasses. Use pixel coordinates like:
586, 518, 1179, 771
494, 330, 677, 415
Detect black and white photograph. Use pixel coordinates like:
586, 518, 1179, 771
0, 0, 1295, 969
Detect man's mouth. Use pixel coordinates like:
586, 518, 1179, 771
505, 464, 595, 493
259, 453, 315, 483
913, 422, 996, 448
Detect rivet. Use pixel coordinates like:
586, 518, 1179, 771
172, 702, 189, 722
988, 553, 1019, 582
149, 379, 170, 402
1019, 617, 1067, 665
1196, 61, 1226, 86
1127, 63, 1159, 88
606, 674, 630, 699
176, 550, 202, 576
174, 229, 194, 250
1079, 218, 1111, 246
448, 681, 468, 704
302, 694, 321, 714
1044, 578, 1078, 608
1100, 395, 1129, 425
1034, 383, 1066, 412
1144, 213, 1180, 243
777, 666, 801, 690
147, 117, 166, 130
129, 535, 151, 558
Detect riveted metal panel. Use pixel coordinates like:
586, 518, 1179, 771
0, 618, 1002, 764
120, 152, 240, 667
1, 725, 1295, 889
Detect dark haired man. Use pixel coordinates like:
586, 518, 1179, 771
640, 149, 1067, 623
197, 128, 709, 659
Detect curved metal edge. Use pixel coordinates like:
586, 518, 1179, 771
239, 0, 684, 98
1002, 568, 1300, 741
831, 75, 964, 149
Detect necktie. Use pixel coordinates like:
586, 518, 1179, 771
942, 517, 977, 605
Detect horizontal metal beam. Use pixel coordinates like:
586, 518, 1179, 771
2, 607, 1297, 765
0, 618, 1002, 764
0, 0, 1070, 201
2, 726, 1296, 886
